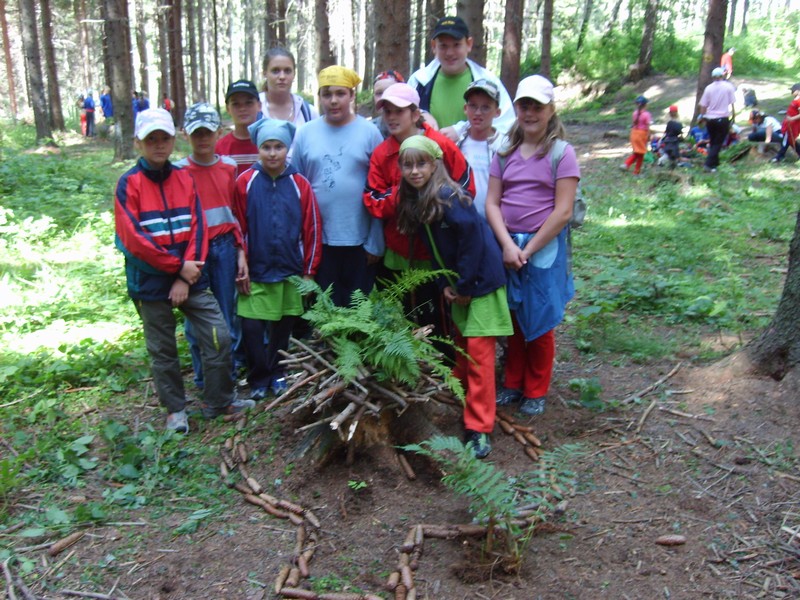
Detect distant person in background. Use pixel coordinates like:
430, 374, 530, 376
371, 70, 405, 138
689, 114, 710, 152
162, 93, 174, 113
698, 67, 736, 172
720, 47, 735, 79
407, 16, 514, 140
83, 90, 96, 138
139, 92, 151, 111
100, 87, 113, 123
741, 86, 758, 109
659, 105, 683, 169
747, 110, 783, 151
258, 47, 318, 127
771, 83, 800, 163
620, 95, 651, 175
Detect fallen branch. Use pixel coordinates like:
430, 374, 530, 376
623, 362, 682, 404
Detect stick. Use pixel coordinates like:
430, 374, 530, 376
623, 362, 682, 404
2, 559, 19, 600
61, 590, 118, 599
658, 407, 715, 422
330, 402, 357, 430
635, 400, 657, 433
289, 337, 368, 394
397, 453, 416, 480
262, 369, 329, 412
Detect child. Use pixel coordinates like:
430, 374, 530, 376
216, 80, 262, 176
233, 118, 323, 399
485, 75, 579, 417
660, 105, 683, 169
292, 66, 384, 307
457, 78, 505, 217
174, 102, 248, 389
395, 135, 512, 459
620, 95, 651, 175
258, 47, 319, 126
114, 108, 254, 433
363, 82, 474, 343
772, 83, 800, 163
689, 115, 710, 153
371, 70, 405, 138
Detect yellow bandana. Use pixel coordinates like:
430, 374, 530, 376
318, 66, 362, 90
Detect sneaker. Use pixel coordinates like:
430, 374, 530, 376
519, 396, 546, 416
201, 397, 256, 419
464, 430, 492, 459
249, 387, 268, 401
270, 376, 288, 396
496, 387, 522, 406
165, 410, 189, 434
619, 163, 628, 171
770, 157, 783, 163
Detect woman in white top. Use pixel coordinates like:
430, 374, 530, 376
258, 47, 319, 126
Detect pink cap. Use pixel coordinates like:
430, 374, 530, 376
376, 83, 421, 110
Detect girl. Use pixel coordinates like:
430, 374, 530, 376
396, 135, 512, 459
371, 70, 405, 138
233, 118, 323, 400
258, 48, 319, 126
621, 95, 651, 175
484, 74, 580, 417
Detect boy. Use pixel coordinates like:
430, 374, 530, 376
114, 108, 254, 434
456, 79, 505, 217
174, 102, 248, 390
216, 80, 262, 176
772, 83, 800, 163
659, 105, 683, 169
292, 65, 384, 307
407, 16, 514, 139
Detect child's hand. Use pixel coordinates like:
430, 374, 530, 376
180, 260, 205, 284
443, 286, 471, 306
169, 279, 190, 307
236, 249, 249, 282
365, 252, 382, 266
236, 275, 251, 296
501, 244, 527, 270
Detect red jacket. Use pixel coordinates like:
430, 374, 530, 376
363, 123, 475, 261
114, 159, 207, 301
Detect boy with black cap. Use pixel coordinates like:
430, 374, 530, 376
456, 78, 505, 217
407, 16, 514, 139
216, 79, 263, 176
115, 108, 254, 434
175, 102, 247, 390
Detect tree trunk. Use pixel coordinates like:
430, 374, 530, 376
540, 0, 553, 80
456, 0, 484, 65
1, 0, 20, 120
197, 0, 206, 101
576, 0, 594, 52
158, 0, 170, 104
103, 0, 134, 160
277, 0, 286, 46
374, 0, 409, 75
315, 0, 334, 71
740, 0, 748, 34
165, 0, 186, 124
604, 0, 623, 38
745, 212, 800, 379
363, 0, 376, 84
424, 0, 444, 64
266, 0, 278, 48
134, 0, 148, 95
727, 0, 737, 33
500, 0, 522, 95
296, 0, 307, 94
39, 0, 64, 130
692, 0, 727, 125
75, 0, 91, 92
186, 0, 198, 102
411, 0, 423, 73
18, 0, 52, 143
212, 0, 220, 114
635, 0, 659, 80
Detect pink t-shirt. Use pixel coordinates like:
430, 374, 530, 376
699, 81, 737, 119
215, 133, 259, 177
489, 143, 581, 233
632, 109, 651, 130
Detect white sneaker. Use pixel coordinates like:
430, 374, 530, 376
166, 410, 189, 433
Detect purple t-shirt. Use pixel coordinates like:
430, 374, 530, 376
699, 81, 736, 119
489, 143, 581, 233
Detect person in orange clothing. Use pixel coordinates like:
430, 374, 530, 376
395, 135, 512, 459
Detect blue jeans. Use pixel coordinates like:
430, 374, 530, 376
185, 232, 240, 387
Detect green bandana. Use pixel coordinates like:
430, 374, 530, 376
399, 135, 443, 159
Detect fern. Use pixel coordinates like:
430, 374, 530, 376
290, 273, 464, 400
403, 436, 585, 566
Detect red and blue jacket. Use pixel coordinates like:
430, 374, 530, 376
114, 158, 208, 301
233, 163, 322, 283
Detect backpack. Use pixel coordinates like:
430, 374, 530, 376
498, 139, 586, 228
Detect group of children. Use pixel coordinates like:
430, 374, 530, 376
115, 16, 581, 460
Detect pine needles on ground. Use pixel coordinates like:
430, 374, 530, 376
292, 270, 464, 400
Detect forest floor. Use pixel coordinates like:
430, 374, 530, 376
8, 75, 800, 600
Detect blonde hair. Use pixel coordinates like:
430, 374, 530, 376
396, 147, 471, 235
500, 107, 566, 158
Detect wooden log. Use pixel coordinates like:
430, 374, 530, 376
280, 588, 318, 599
48, 531, 85, 556
397, 453, 416, 481
330, 402, 357, 430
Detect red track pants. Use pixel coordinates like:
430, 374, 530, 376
452, 332, 497, 434
503, 315, 555, 399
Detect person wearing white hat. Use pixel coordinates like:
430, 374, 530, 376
698, 67, 737, 172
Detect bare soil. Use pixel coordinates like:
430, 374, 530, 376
7, 82, 799, 600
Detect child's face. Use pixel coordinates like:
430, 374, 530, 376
431, 35, 472, 76
187, 127, 220, 156
401, 156, 435, 189
464, 91, 500, 134
259, 140, 288, 176
372, 78, 396, 109
265, 56, 295, 94
226, 93, 261, 126
514, 99, 554, 141
136, 130, 175, 167
383, 103, 420, 140
320, 86, 354, 125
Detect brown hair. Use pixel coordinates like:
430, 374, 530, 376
500, 106, 566, 158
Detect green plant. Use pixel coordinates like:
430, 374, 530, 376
293, 270, 464, 399
568, 377, 607, 411
347, 479, 368, 492
403, 436, 584, 569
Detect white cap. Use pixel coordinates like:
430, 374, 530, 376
711, 67, 725, 78
514, 75, 554, 104
135, 108, 176, 139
